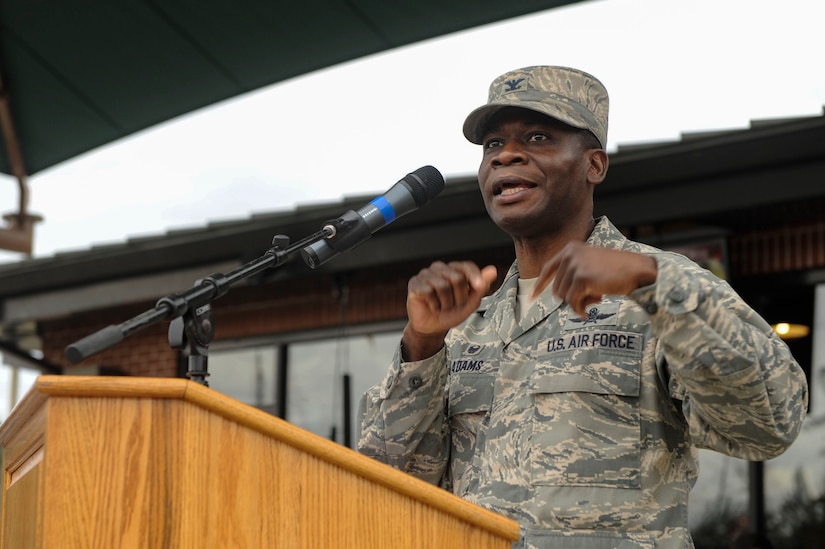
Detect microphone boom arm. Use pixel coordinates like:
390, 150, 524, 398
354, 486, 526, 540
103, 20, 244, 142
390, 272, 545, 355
64, 228, 332, 384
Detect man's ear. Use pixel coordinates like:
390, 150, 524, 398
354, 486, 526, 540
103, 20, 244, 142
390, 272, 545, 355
587, 149, 609, 185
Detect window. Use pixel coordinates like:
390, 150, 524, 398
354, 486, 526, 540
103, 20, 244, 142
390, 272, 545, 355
208, 329, 400, 449
287, 332, 398, 446
0, 361, 41, 421
209, 346, 280, 416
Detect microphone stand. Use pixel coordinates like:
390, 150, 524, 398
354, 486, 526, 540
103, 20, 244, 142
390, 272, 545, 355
65, 227, 334, 385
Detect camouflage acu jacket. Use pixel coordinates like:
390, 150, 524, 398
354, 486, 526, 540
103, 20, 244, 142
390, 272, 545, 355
358, 216, 808, 549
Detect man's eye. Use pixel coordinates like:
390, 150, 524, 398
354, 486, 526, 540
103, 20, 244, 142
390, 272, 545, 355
484, 138, 503, 149
529, 132, 549, 142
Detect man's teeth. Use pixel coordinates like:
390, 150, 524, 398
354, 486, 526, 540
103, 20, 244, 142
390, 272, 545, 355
501, 186, 527, 196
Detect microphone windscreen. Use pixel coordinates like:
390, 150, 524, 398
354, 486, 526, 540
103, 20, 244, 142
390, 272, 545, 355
404, 165, 445, 206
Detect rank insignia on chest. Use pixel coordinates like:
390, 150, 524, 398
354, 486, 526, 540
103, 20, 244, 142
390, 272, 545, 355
564, 301, 620, 330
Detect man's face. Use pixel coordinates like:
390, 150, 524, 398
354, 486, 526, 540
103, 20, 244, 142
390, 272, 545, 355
477, 107, 602, 239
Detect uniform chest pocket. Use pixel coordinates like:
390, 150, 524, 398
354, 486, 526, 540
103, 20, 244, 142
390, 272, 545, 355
448, 372, 496, 495
448, 372, 495, 417
528, 351, 641, 489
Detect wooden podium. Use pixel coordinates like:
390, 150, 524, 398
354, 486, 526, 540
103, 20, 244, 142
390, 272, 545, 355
0, 376, 519, 548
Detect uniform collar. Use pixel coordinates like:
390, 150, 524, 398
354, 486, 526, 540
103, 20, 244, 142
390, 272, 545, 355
475, 216, 627, 342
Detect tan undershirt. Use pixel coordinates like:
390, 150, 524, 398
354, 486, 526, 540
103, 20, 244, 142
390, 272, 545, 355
517, 277, 538, 321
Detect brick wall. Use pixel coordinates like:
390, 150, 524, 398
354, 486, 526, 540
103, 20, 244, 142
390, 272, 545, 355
41, 302, 181, 377
730, 221, 825, 276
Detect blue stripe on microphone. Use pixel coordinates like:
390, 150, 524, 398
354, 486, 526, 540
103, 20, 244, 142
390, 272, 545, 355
370, 196, 396, 223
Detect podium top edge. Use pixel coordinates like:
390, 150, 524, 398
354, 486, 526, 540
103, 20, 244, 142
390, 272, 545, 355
33, 375, 189, 399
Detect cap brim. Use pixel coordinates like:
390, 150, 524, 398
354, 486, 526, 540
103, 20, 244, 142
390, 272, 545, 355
462, 101, 600, 146
464, 105, 511, 144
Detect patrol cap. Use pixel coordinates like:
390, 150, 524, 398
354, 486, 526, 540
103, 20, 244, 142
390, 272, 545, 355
463, 65, 609, 148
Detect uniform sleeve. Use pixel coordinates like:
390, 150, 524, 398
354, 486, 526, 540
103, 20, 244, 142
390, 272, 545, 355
630, 254, 809, 461
357, 343, 450, 486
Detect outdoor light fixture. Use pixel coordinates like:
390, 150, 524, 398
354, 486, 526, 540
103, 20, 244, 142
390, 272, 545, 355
771, 322, 810, 340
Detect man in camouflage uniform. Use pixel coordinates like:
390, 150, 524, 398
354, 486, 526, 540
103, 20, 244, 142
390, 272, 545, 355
357, 66, 808, 548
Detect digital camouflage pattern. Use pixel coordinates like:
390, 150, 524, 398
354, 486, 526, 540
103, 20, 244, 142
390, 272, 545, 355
358, 217, 808, 549
462, 65, 610, 148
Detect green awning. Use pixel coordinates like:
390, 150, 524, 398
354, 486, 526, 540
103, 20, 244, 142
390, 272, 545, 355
0, 0, 583, 177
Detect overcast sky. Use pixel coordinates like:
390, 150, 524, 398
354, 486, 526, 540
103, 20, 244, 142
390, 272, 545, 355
0, 0, 823, 265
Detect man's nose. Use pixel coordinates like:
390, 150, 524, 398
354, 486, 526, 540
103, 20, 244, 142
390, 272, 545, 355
492, 141, 526, 165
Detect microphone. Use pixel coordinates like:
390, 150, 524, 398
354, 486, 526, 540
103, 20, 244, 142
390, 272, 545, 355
301, 165, 445, 268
